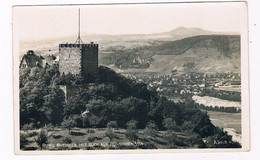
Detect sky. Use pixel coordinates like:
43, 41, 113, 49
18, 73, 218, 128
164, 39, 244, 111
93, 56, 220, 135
13, 2, 247, 40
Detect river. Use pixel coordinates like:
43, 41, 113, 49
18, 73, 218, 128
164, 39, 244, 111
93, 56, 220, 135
192, 95, 241, 144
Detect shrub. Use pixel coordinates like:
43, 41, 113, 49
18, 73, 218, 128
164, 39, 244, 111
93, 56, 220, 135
144, 121, 158, 139
34, 129, 48, 150
107, 121, 118, 130
86, 129, 95, 134
94, 136, 103, 140
105, 129, 118, 146
88, 136, 95, 142
138, 142, 157, 149
52, 135, 63, 139
164, 130, 187, 148
21, 123, 35, 131
23, 146, 38, 150
62, 137, 72, 144
45, 124, 54, 131
163, 118, 178, 131
71, 147, 80, 150
125, 120, 139, 145
20, 133, 29, 149
70, 131, 86, 136
28, 131, 38, 137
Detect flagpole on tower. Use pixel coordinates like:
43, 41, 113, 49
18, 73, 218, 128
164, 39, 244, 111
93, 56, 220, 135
75, 8, 83, 44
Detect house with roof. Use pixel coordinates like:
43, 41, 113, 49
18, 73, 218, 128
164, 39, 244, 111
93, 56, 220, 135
19, 50, 57, 69
19, 50, 43, 69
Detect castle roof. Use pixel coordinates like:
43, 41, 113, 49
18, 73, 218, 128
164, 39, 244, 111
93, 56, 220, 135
19, 50, 42, 68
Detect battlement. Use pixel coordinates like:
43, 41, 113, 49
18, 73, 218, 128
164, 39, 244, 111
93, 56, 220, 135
59, 42, 98, 48
59, 41, 99, 83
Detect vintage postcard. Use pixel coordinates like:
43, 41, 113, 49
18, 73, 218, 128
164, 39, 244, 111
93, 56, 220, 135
13, 2, 249, 154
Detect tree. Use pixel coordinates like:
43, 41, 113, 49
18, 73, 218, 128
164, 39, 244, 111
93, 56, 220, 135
144, 121, 158, 139
43, 87, 65, 126
34, 129, 48, 150
125, 120, 139, 145
163, 118, 178, 131
61, 115, 79, 134
19, 66, 53, 127
105, 128, 117, 146
107, 121, 118, 130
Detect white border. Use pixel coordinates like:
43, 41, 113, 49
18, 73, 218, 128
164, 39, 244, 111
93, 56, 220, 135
1, 0, 260, 159
13, 1, 250, 155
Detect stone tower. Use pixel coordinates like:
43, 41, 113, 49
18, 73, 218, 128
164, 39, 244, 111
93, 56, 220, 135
58, 9, 98, 82
59, 43, 98, 82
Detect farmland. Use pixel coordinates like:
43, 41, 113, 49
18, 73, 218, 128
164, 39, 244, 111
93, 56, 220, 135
21, 127, 198, 150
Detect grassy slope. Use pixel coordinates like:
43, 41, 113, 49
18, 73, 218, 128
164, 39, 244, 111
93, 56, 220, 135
22, 128, 193, 150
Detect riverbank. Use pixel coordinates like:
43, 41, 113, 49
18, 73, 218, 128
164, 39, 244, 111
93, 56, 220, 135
203, 110, 241, 144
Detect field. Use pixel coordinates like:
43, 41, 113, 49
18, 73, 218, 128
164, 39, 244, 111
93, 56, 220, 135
204, 110, 241, 143
192, 95, 241, 108
215, 86, 241, 92
21, 127, 195, 151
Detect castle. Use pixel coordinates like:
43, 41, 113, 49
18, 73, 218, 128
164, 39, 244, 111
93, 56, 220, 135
58, 9, 98, 82
59, 42, 98, 82
20, 9, 99, 99
58, 9, 99, 99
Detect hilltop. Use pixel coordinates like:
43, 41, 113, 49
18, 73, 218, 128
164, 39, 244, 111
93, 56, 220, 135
19, 27, 237, 57
19, 65, 241, 150
102, 35, 240, 74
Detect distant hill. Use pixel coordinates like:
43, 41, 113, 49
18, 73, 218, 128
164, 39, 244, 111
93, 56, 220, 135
19, 27, 238, 57
101, 35, 240, 74
19, 27, 240, 74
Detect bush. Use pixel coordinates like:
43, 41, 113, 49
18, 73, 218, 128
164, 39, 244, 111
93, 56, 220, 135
105, 129, 118, 145
107, 121, 118, 130
45, 124, 54, 131
52, 135, 63, 139
62, 137, 72, 144
23, 146, 38, 150
163, 118, 178, 131
70, 131, 86, 136
21, 123, 35, 131
34, 129, 48, 150
125, 120, 139, 145
144, 121, 158, 139
28, 131, 38, 137
86, 129, 95, 134
164, 130, 187, 148
94, 136, 103, 140
71, 147, 80, 150
20, 133, 29, 149
138, 142, 157, 149
88, 136, 95, 142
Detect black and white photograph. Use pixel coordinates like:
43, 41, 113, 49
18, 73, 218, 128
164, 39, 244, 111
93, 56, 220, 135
12, 2, 249, 153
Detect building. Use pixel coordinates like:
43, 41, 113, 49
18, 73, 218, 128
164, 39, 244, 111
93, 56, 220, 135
41, 54, 57, 67
58, 42, 99, 82
58, 8, 99, 83
19, 50, 43, 69
19, 50, 58, 69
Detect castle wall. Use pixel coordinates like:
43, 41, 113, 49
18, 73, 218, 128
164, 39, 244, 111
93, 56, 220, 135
81, 44, 98, 80
58, 43, 98, 83
59, 45, 81, 75
59, 85, 82, 100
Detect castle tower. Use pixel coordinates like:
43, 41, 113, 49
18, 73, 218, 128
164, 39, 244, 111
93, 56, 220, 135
58, 9, 98, 82
59, 43, 98, 82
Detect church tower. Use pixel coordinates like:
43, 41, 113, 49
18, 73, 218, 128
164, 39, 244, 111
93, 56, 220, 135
58, 9, 98, 82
